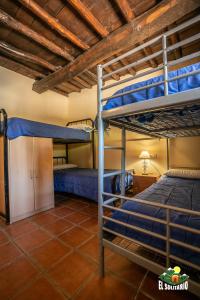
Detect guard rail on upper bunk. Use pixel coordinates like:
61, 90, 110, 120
97, 14, 200, 139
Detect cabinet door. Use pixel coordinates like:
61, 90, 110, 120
9, 137, 35, 221
33, 138, 54, 210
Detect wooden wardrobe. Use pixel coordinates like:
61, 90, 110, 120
0, 136, 54, 223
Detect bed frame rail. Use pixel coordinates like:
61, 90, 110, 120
0, 109, 10, 223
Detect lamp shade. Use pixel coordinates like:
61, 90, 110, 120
139, 150, 150, 159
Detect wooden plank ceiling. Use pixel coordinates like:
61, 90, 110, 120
0, 0, 199, 97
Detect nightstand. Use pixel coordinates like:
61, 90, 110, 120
132, 174, 159, 195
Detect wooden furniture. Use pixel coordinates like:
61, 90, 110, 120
8, 136, 54, 223
132, 174, 159, 195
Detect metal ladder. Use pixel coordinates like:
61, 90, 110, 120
97, 65, 126, 276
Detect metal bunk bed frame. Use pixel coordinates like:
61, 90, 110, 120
54, 118, 95, 169
97, 15, 200, 296
0, 109, 10, 223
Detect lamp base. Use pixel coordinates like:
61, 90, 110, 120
142, 173, 149, 176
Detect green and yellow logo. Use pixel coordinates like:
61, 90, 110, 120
158, 266, 189, 290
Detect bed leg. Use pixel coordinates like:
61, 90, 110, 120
97, 64, 105, 278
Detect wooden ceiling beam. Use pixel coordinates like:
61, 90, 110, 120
0, 55, 68, 96
114, 0, 135, 21
61, 81, 81, 93
114, 0, 157, 68
67, 0, 109, 37
0, 41, 60, 72
80, 74, 95, 85
119, 56, 136, 76
0, 9, 74, 61
85, 70, 97, 82
168, 24, 182, 59
18, 0, 89, 50
104, 65, 120, 81
74, 76, 92, 88
33, 0, 200, 93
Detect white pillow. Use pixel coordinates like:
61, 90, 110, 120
67, 124, 94, 132
53, 164, 78, 170
164, 168, 200, 179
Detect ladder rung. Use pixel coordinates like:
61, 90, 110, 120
104, 146, 124, 150
103, 170, 124, 178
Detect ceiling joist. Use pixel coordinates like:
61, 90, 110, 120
18, 0, 89, 50
0, 9, 74, 61
0, 41, 60, 72
32, 0, 200, 94
68, 0, 109, 38
114, 0, 158, 68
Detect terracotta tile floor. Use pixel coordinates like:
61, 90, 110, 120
0, 194, 198, 300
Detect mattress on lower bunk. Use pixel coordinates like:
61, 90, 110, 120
105, 176, 200, 265
6, 118, 90, 141
54, 168, 133, 202
103, 63, 200, 111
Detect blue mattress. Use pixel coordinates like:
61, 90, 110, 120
5, 118, 90, 141
103, 63, 200, 111
54, 168, 133, 202
106, 176, 200, 265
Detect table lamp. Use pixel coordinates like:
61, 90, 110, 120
139, 150, 150, 175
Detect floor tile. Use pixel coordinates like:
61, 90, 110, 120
0, 256, 38, 299
59, 226, 93, 248
15, 228, 51, 252
49, 252, 95, 297
30, 239, 71, 270
66, 200, 89, 211
0, 230, 9, 245
75, 274, 136, 300
78, 236, 112, 262
81, 205, 98, 216
141, 272, 199, 300
14, 277, 65, 300
52, 206, 75, 217
5, 220, 37, 238
66, 211, 90, 224
31, 213, 59, 226
44, 218, 74, 236
106, 253, 146, 288
0, 242, 22, 267
80, 217, 98, 233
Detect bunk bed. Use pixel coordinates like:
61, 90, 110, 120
53, 119, 133, 201
0, 113, 91, 223
97, 15, 200, 296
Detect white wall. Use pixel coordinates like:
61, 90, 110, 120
0, 67, 69, 125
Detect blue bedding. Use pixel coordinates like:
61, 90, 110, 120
54, 168, 133, 202
106, 176, 200, 265
103, 63, 200, 111
5, 118, 90, 141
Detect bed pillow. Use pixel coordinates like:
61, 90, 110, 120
164, 168, 200, 179
53, 164, 77, 170
67, 124, 93, 132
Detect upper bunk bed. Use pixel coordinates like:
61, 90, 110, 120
98, 15, 200, 139
0, 111, 91, 143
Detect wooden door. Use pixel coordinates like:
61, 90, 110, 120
0, 136, 5, 215
9, 137, 35, 222
33, 138, 54, 211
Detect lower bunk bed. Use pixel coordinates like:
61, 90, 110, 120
54, 164, 133, 202
102, 171, 200, 294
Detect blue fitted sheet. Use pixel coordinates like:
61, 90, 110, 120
54, 168, 133, 202
106, 176, 200, 265
103, 63, 200, 111
5, 118, 90, 141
